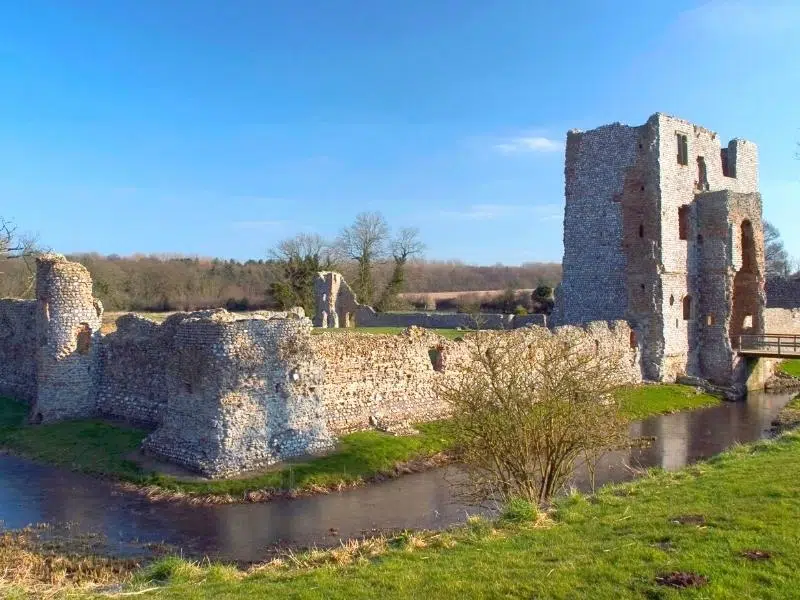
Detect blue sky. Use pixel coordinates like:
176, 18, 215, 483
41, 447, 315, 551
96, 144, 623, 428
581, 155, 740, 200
1, 0, 798, 264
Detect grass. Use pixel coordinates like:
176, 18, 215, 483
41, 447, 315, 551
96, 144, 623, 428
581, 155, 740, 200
779, 359, 800, 379
0, 383, 722, 501
312, 326, 467, 340
616, 383, 721, 420
37, 430, 800, 598
144, 420, 455, 499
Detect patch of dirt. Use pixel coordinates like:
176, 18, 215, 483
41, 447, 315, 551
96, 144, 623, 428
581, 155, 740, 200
740, 549, 771, 560
669, 514, 706, 526
655, 572, 708, 589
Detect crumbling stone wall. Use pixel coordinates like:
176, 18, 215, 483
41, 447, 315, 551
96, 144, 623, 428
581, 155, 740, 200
143, 311, 333, 477
764, 308, 800, 336
311, 320, 641, 436
0, 299, 37, 403
766, 276, 800, 309
95, 312, 191, 426
31, 254, 103, 423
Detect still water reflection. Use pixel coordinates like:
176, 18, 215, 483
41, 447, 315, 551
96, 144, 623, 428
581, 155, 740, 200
0, 391, 793, 562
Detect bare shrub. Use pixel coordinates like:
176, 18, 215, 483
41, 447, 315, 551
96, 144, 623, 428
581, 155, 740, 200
437, 328, 629, 506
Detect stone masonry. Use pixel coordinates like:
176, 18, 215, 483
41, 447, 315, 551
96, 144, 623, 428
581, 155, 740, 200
555, 113, 764, 387
0, 255, 641, 478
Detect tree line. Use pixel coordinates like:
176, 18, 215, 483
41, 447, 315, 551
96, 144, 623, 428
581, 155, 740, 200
2, 213, 795, 314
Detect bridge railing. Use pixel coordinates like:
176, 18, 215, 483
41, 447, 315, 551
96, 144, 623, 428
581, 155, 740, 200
739, 333, 800, 356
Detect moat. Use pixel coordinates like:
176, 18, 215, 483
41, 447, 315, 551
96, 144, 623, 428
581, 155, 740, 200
0, 390, 793, 563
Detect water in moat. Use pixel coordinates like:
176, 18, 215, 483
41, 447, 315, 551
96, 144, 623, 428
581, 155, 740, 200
0, 390, 794, 562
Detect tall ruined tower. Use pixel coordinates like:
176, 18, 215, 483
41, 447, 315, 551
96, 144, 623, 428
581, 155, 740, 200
31, 254, 103, 423
556, 113, 764, 385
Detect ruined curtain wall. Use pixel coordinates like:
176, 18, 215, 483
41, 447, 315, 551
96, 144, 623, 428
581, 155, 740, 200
764, 308, 800, 336
95, 313, 190, 426
311, 320, 641, 437
766, 277, 800, 310
0, 299, 37, 403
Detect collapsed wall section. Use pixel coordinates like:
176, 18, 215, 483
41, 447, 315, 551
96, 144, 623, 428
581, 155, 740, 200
0, 299, 37, 403
143, 311, 333, 478
95, 313, 190, 426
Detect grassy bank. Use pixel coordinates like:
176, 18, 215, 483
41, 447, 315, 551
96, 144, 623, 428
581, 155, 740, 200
0, 384, 720, 502
779, 359, 800, 379
616, 383, 721, 420
11, 429, 800, 598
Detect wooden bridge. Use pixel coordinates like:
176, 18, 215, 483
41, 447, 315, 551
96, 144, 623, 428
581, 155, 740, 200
738, 334, 800, 358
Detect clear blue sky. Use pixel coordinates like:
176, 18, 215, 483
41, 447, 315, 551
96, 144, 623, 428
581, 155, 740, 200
1, 0, 798, 264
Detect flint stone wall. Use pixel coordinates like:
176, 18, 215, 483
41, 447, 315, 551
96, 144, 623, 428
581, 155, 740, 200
0, 299, 37, 403
96, 313, 191, 427
764, 308, 800, 336
142, 312, 333, 478
311, 320, 641, 436
766, 277, 800, 309
32, 255, 103, 423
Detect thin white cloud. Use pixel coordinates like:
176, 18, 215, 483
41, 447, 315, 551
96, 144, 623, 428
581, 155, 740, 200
493, 136, 564, 154
229, 220, 286, 230
679, 0, 800, 35
440, 203, 563, 221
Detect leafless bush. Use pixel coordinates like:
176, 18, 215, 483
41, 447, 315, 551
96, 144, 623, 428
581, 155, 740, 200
437, 329, 629, 506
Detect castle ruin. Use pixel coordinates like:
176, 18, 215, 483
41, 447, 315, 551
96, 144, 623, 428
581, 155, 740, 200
1, 112, 799, 479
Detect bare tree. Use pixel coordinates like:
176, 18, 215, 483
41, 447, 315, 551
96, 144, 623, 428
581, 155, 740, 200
269, 233, 337, 313
0, 218, 42, 297
0, 218, 37, 260
764, 221, 791, 278
376, 227, 425, 311
437, 329, 629, 506
337, 212, 389, 305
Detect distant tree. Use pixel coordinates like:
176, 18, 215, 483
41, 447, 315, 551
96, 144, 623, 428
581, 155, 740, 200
764, 221, 792, 278
376, 227, 425, 311
269, 233, 336, 314
531, 285, 555, 315
337, 212, 389, 305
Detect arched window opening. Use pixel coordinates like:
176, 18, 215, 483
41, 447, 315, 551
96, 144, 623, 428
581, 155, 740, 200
682, 296, 692, 321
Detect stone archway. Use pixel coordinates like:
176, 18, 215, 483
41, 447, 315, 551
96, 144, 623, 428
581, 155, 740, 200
730, 220, 760, 348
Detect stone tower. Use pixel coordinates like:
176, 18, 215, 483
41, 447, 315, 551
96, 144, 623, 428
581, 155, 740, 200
555, 113, 764, 385
31, 254, 103, 423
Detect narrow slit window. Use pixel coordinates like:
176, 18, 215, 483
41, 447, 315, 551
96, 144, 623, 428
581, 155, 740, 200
678, 205, 690, 240
682, 296, 692, 321
676, 133, 689, 165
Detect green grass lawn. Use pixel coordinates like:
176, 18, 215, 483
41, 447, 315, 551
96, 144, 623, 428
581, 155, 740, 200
779, 359, 800, 379
84, 430, 800, 599
313, 326, 467, 340
0, 383, 720, 500
615, 383, 720, 420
